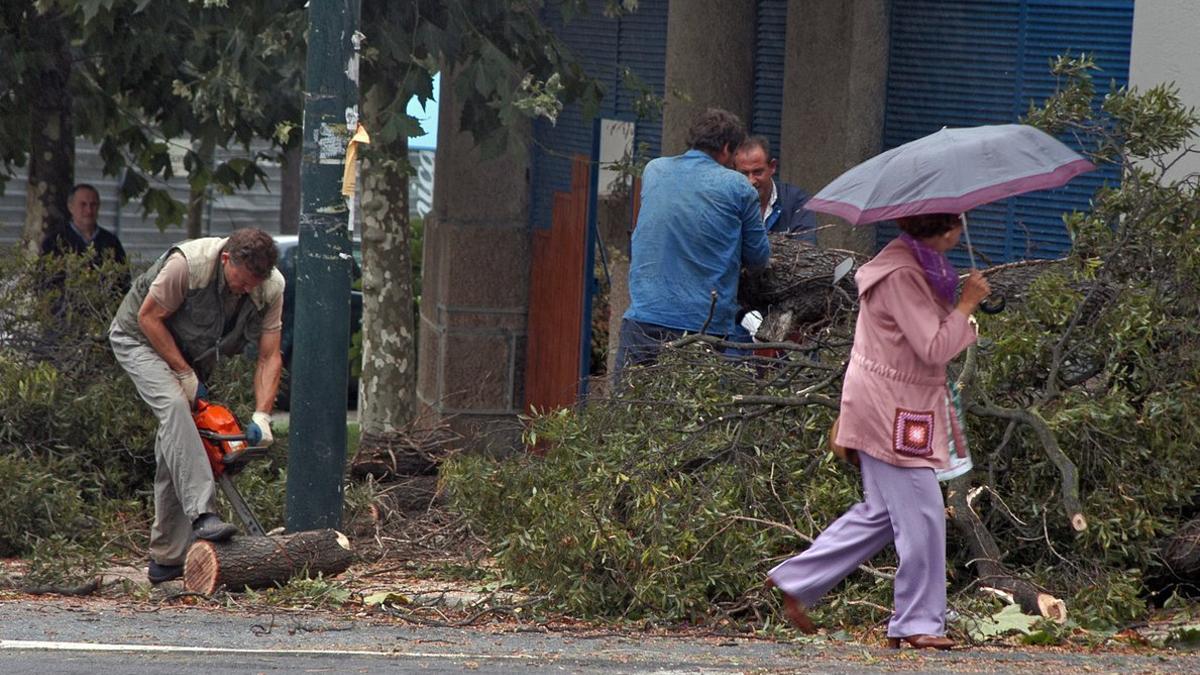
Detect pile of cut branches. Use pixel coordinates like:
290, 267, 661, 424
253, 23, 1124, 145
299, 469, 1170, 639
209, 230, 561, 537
444, 56, 1200, 634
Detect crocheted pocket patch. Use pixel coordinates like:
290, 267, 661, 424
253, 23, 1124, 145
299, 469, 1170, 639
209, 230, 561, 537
893, 408, 934, 457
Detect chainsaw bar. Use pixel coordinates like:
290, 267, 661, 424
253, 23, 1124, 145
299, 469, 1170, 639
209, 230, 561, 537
218, 474, 266, 537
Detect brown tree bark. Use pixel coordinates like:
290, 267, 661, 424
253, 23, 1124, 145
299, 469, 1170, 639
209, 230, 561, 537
946, 478, 1068, 622
737, 235, 864, 341
278, 143, 302, 234
185, 136, 215, 239
343, 476, 443, 538
1161, 519, 1200, 579
349, 425, 456, 480
22, 9, 74, 255
183, 529, 354, 594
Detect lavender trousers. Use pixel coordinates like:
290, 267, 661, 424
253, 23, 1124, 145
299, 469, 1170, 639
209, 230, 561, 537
768, 452, 947, 637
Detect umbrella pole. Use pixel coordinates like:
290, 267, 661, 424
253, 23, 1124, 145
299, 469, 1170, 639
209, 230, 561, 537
960, 213, 1006, 314
960, 213, 978, 270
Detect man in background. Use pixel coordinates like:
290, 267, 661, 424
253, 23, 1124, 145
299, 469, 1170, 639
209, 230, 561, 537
42, 183, 128, 270
734, 136, 817, 237
39, 183, 130, 309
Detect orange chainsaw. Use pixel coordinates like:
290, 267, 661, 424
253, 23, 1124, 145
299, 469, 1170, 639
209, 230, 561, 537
193, 399, 269, 537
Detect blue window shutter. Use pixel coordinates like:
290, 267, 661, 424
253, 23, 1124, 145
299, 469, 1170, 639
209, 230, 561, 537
531, 1, 668, 231
881, 0, 1133, 266
616, 0, 668, 157
531, 2, 618, 231
752, 0, 788, 157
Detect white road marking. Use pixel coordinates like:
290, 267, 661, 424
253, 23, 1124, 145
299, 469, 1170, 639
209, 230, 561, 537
0, 639, 543, 660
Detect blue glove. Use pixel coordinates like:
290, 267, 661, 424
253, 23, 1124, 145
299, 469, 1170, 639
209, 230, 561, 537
195, 381, 208, 402
245, 411, 274, 447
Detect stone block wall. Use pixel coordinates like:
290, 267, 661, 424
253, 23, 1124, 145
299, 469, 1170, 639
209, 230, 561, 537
415, 71, 532, 453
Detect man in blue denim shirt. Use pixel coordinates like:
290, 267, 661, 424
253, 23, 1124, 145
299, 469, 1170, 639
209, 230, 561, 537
615, 108, 770, 379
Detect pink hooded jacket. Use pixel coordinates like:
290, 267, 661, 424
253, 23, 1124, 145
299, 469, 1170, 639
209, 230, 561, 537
834, 238, 977, 470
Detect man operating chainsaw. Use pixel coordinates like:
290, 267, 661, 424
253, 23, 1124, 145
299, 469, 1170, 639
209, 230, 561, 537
108, 227, 284, 584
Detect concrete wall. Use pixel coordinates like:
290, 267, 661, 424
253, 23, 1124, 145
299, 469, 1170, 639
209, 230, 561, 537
779, 0, 890, 254
660, 0, 757, 155
1130, 0, 1200, 181
415, 70, 532, 452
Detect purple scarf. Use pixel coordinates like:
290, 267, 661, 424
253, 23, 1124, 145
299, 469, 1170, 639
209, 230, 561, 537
899, 233, 957, 305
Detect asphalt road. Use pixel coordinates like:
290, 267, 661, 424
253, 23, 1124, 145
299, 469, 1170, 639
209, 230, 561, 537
3, 601, 1200, 673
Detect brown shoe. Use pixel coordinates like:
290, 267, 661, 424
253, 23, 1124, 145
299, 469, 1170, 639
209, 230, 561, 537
764, 577, 817, 634
886, 634, 956, 650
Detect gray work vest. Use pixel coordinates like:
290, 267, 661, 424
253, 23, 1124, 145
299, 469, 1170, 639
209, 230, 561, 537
111, 237, 284, 380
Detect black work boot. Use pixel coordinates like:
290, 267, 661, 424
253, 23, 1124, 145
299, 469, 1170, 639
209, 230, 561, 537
147, 561, 183, 584
192, 513, 238, 542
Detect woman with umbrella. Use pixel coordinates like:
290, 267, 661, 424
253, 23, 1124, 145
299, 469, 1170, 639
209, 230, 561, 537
764, 125, 1093, 648
766, 212, 990, 650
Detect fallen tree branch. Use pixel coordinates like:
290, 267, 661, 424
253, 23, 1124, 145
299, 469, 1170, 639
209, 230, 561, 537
945, 476, 1068, 622
969, 402, 1087, 532
730, 394, 839, 410
666, 332, 838, 357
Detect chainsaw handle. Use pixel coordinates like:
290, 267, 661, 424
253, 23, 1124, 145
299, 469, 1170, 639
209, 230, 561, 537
197, 429, 249, 442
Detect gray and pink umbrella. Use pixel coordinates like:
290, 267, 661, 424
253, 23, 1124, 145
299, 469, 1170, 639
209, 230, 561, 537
806, 123, 1095, 269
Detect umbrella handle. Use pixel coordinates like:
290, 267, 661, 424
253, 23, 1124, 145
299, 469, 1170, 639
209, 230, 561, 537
979, 296, 1006, 315
960, 213, 1004, 314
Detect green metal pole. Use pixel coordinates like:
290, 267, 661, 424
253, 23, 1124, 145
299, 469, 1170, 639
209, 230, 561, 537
286, 0, 361, 531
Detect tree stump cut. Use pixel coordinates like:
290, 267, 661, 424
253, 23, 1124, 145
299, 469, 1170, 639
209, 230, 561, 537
1162, 519, 1200, 578
183, 529, 355, 595
738, 236, 863, 341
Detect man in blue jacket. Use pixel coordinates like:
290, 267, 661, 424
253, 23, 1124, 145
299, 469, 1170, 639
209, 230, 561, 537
615, 108, 770, 380
40, 184, 131, 298
734, 136, 817, 238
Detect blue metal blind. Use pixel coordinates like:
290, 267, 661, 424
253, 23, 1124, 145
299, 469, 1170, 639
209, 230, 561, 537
881, 0, 1133, 266
752, 0, 788, 157
531, 3, 617, 231
531, 0, 668, 231
615, 0, 668, 157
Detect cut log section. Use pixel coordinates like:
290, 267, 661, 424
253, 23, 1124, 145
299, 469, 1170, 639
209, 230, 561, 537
737, 235, 864, 342
183, 529, 355, 595
350, 428, 458, 480
1161, 518, 1200, 578
946, 479, 1069, 623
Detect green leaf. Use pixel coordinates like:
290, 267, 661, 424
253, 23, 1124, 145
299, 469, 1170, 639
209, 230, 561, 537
965, 604, 1039, 641
363, 591, 410, 606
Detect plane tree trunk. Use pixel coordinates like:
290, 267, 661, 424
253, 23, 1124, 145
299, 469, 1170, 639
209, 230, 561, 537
357, 82, 418, 452
22, 9, 74, 255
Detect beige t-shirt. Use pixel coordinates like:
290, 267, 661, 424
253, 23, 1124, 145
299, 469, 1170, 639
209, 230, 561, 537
148, 253, 283, 333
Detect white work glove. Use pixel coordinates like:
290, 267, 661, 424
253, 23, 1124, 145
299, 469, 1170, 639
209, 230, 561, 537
246, 411, 274, 447
174, 369, 201, 407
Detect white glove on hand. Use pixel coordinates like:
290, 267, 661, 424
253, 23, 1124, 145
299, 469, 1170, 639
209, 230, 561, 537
247, 411, 274, 447
174, 369, 200, 406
